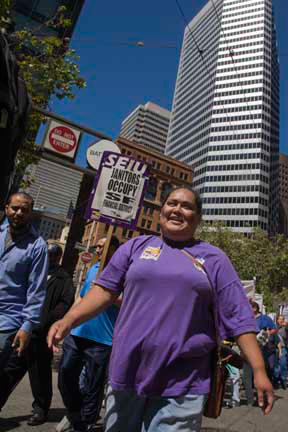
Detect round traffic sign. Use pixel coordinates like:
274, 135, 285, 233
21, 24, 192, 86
49, 126, 77, 153
80, 251, 93, 264
86, 139, 121, 170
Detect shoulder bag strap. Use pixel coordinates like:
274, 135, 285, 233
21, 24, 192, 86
181, 249, 223, 362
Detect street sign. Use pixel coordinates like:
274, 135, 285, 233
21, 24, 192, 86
42, 120, 81, 160
86, 139, 120, 171
75, 242, 86, 251
85, 151, 150, 228
80, 251, 93, 264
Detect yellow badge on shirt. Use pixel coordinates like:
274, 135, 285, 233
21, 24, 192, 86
140, 246, 162, 261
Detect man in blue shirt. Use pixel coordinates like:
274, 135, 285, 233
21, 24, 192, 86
252, 302, 277, 333
0, 192, 48, 376
57, 235, 120, 432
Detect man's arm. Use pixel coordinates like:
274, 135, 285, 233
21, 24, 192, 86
13, 242, 48, 355
47, 284, 119, 351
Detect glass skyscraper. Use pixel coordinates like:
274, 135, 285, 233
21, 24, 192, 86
12, 0, 85, 38
166, 0, 279, 234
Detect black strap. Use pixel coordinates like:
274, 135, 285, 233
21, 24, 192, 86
181, 249, 223, 363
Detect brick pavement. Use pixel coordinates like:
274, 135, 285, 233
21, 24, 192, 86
0, 372, 287, 432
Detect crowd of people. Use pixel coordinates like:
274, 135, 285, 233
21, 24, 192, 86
0, 188, 286, 431
224, 305, 288, 410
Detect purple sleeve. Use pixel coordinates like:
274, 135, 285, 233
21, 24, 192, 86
208, 251, 258, 340
96, 240, 133, 293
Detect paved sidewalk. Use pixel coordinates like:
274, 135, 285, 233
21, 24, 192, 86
0, 372, 287, 432
201, 387, 287, 432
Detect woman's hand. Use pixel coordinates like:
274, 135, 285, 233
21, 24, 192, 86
254, 369, 274, 415
236, 333, 274, 415
47, 318, 72, 352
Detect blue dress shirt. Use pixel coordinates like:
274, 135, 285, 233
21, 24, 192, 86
0, 223, 48, 332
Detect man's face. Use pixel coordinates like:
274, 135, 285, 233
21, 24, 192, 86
5, 195, 32, 230
95, 238, 106, 259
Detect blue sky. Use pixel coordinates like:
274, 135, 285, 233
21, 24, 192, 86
45, 0, 288, 166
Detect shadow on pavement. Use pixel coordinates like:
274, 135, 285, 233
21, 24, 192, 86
46, 407, 67, 422
201, 429, 237, 432
0, 415, 30, 432
0, 408, 67, 432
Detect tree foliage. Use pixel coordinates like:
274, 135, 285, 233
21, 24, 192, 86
1, 4, 86, 186
198, 222, 288, 310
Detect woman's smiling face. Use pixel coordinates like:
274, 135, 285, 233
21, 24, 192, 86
160, 188, 201, 242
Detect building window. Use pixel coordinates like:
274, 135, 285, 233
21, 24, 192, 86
147, 221, 152, 230
141, 219, 146, 228
122, 228, 128, 237
160, 182, 173, 201
128, 230, 133, 238
145, 177, 158, 201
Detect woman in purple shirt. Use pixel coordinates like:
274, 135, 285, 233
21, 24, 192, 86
48, 187, 274, 432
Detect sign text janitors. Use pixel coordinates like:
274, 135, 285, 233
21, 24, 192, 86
86, 152, 150, 228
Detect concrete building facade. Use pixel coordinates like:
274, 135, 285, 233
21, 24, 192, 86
120, 102, 170, 154
25, 157, 82, 218
32, 209, 67, 241
279, 153, 288, 237
166, 0, 280, 234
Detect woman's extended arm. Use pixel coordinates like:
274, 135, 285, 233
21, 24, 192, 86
47, 284, 119, 351
236, 333, 274, 415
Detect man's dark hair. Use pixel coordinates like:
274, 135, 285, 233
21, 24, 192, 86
7, 192, 34, 209
110, 235, 120, 250
47, 243, 63, 257
251, 301, 260, 313
161, 186, 202, 215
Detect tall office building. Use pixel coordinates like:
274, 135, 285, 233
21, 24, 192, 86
279, 153, 288, 236
120, 102, 170, 154
166, 0, 280, 234
25, 157, 82, 217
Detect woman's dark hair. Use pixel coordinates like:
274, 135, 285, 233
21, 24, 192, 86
250, 301, 260, 313
161, 186, 202, 215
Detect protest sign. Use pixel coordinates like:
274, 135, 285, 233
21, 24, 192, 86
86, 151, 150, 228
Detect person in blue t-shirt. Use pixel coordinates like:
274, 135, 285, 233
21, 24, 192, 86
243, 301, 277, 405
57, 236, 120, 432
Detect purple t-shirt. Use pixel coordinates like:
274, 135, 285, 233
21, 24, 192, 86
97, 235, 257, 397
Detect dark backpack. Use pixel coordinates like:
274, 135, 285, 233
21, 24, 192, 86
0, 31, 31, 207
